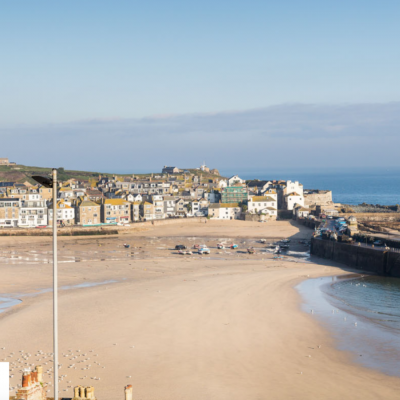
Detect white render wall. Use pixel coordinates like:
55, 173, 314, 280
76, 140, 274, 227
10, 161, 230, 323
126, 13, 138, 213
209, 206, 241, 220
286, 195, 304, 210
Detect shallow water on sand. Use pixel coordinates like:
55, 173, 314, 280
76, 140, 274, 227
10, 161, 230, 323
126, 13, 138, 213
0, 280, 117, 314
297, 275, 400, 377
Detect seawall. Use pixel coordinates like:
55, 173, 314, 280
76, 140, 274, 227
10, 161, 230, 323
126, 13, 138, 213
338, 213, 400, 222
0, 217, 206, 236
311, 238, 400, 277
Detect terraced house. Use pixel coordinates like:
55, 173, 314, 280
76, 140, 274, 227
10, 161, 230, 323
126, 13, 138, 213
100, 198, 131, 224
19, 193, 47, 227
0, 198, 20, 227
131, 201, 141, 221
247, 196, 277, 219
208, 203, 242, 220
140, 201, 154, 220
75, 197, 101, 225
48, 199, 75, 226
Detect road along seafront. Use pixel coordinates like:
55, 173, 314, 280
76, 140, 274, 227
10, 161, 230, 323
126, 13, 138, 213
1, 220, 400, 400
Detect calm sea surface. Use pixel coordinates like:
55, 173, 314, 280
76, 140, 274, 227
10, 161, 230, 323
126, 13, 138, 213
297, 275, 400, 376
221, 167, 400, 205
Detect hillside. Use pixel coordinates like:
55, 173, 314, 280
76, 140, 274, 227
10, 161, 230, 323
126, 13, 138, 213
0, 165, 223, 185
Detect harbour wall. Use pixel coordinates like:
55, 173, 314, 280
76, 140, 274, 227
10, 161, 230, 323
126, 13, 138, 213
311, 238, 400, 277
337, 213, 400, 222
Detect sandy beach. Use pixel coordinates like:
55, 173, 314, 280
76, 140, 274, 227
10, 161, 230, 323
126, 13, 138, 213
1, 220, 400, 399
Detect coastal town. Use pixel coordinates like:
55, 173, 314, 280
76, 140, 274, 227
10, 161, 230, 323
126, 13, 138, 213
0, 159, 335, 229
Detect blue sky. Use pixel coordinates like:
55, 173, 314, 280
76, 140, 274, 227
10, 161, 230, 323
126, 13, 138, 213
1, 0, 399, 171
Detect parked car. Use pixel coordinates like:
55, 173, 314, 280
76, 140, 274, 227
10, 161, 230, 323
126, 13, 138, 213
175, 244, 187, 250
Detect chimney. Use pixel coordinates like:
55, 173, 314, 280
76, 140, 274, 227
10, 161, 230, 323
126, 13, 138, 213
22, 370, 32, 387
31, 370, 38, 383
74, 386, 81, 398
125, 385, 133, 400
86, 386, 95, 399
36, 365, 43, 383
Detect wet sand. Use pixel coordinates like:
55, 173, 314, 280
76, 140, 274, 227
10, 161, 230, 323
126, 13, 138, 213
1, 220, 400, 399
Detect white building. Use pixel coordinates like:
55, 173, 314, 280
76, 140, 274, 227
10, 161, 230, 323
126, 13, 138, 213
163, 196, 176, 216
152, 195, 165, 219
227, 175, 245, 186
208, 203, 241, 220
285, 192, 304, 210
58, 187, 75, 199
293, 205, 310, 218
248, 196, 278, 218
48, 200, 75, 226
131, 201, 141, 221
19, 194, 48, 227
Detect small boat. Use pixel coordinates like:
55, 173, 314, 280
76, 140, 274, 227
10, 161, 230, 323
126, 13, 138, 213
230, 244, 238, 249
193, 244, 200, 249
280, 244, 289, 249
217, 243, 225, 249
123, 244, 130, 249
198, 247, 211, 254
280, 239, 291, 243
179, 250, 193, 255
247, 247, 255, 254
260, 239, 267, 244
274, 246, 281, 254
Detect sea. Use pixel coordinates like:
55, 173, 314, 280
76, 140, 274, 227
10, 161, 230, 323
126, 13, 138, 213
219, 165, 400, 375
220, 167, 400, 205
297, 275, 400, 376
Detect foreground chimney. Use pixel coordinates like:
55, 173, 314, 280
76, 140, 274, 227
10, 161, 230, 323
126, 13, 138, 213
22, 370, 32, 388
36, 366, 43, 383
73, 385, 96, 400
125, 385, 133, 400
17, 366, 47, 400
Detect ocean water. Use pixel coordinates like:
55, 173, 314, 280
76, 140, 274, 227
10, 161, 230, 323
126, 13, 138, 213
221, 167, 400, 205
297, 275, 400, 376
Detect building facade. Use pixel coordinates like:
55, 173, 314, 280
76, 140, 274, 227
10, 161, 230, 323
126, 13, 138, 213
220, 186, 248, 204
48, 200, 75, 226
75, 197, 101, 225
0, 198, 20, 227
248, 196, 277, 218
19, 194, 47, 227
101, 199, 131, 224
208, 203, 241, 219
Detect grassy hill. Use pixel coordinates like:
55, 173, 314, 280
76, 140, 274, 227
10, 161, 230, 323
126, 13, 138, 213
0, 165, 223, 185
